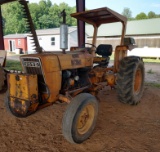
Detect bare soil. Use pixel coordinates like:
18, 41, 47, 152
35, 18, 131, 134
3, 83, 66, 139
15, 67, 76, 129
0, 63, 160, 152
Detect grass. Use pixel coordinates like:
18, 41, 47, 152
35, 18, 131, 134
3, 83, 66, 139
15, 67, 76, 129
5, 60, 22, 71
147, 69, 155, 74
110, 52, 160, 63
145, 82, 160, 88
143, 58, 160, 63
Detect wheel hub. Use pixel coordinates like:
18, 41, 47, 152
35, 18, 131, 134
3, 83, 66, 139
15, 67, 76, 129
77, 104, 95, 135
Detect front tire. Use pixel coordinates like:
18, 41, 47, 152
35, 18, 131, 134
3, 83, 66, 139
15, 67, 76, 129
116, 56, 145, 105
62, 93, 99, 144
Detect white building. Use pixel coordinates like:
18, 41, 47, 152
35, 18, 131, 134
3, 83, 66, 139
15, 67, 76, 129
27, 26, 88, 54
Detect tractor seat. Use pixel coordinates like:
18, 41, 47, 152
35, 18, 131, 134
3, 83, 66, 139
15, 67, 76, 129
96, 44, 113, 57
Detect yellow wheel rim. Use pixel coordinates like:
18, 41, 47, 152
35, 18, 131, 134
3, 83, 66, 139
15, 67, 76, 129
134, 68, 142, 94
77, 104, 95, 135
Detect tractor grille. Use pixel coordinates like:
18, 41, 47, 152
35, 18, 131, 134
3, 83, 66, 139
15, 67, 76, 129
21, 57, 47, 93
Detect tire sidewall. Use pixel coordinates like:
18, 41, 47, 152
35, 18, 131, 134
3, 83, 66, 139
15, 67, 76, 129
62, 93, 99, 144
72, 97, 98, 143
132, 59, 145, 104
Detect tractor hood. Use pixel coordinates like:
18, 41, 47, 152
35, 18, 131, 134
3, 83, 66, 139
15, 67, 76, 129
20, 50, 93, 72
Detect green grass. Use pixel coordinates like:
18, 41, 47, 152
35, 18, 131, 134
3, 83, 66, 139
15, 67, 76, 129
147, 69, 155, 74
110, 52, 160, 63
143, 58, 160, 63
145, 82, 160, 88
5, 60, 22, 71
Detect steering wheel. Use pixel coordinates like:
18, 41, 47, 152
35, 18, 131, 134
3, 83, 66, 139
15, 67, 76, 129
81, 43, 96, 49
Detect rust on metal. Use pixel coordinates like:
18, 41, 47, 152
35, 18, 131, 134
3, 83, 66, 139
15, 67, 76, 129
71, 59, 81, 66
58, 94, 71, 103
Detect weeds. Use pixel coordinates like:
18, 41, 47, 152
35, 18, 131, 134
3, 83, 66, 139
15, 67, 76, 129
5, 60, 22, 71
145, 82, 160, 88
147, 69, 155, 74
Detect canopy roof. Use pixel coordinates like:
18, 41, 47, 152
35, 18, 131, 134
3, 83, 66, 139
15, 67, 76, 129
71, 7, 127, 27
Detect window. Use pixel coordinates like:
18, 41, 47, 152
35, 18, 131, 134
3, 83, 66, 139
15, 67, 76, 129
18, 39, 21, 46
51, 37, 55, 46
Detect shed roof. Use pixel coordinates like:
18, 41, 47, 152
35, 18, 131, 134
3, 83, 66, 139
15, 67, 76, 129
4, 18, 160, 39
4, 33, 27, 39
3, 26, 77, 38
36, 26, 77, 36
86, 18, 160, 37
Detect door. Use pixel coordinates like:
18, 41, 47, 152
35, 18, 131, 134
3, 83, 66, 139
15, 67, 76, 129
9, 40, 15, 52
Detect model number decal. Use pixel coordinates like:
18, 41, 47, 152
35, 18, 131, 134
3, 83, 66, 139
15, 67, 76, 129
71, 59, 81, 66
23, 61, 40, 67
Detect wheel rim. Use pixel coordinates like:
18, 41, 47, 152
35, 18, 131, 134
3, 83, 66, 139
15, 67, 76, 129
134, 68, 142, 94
77, 104, 95, 135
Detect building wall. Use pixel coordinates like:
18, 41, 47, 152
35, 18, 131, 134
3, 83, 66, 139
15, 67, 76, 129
69, 30, 88, 49
27, 32, 80, 54
133, 36, 160, 48
87, 37, 121, 50
27, 35, 61, 54
69, 30, 78, 49
4, 38, 27, 53
87, 35, 160, 50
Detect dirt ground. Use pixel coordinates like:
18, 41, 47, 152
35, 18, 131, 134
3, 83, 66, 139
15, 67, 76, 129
0, 62, 160, 152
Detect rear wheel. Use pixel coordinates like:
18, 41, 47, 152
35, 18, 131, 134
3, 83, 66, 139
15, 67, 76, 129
62, 93, 98, 144
116, 56, 145, 105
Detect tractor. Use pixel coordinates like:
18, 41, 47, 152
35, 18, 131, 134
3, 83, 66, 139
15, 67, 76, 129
4, 0, 145, 144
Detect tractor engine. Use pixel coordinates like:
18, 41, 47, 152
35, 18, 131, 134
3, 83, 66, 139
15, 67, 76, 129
61, 68, 91, 94
89, 67, 116, 87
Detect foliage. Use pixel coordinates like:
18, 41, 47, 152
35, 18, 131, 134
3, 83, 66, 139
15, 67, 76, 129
121, 8, 160, 20
145, 82, 160, 88
122, 7, 132, 20
5, 60, 22, 71
1, 1, 160, 35
2, 2, 27, 34
148, 11, 157, 19
135, 12, 148, 20
143, 58, 160, 63
2, 0, 76, 35
147, 69, 154, 74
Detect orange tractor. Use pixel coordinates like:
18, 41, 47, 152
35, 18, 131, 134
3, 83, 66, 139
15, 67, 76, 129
4, 0, 144, 144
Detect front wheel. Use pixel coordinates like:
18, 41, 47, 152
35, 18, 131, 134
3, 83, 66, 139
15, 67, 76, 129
116, 56, 145, 105
62, 93, 99, 144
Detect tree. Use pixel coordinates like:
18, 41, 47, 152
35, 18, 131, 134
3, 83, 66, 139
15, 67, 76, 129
136, 12, 148, 20
148, 11, 157, 19
122, 7, 132, 20
2, 2, 27, 34
29, 3, 42, 29
0, 0, 82, 34
49, 2, 76, 28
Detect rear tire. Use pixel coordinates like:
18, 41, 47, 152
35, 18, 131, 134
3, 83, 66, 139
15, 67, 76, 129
62, 93, 98, 144
116, 56, 145, 105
